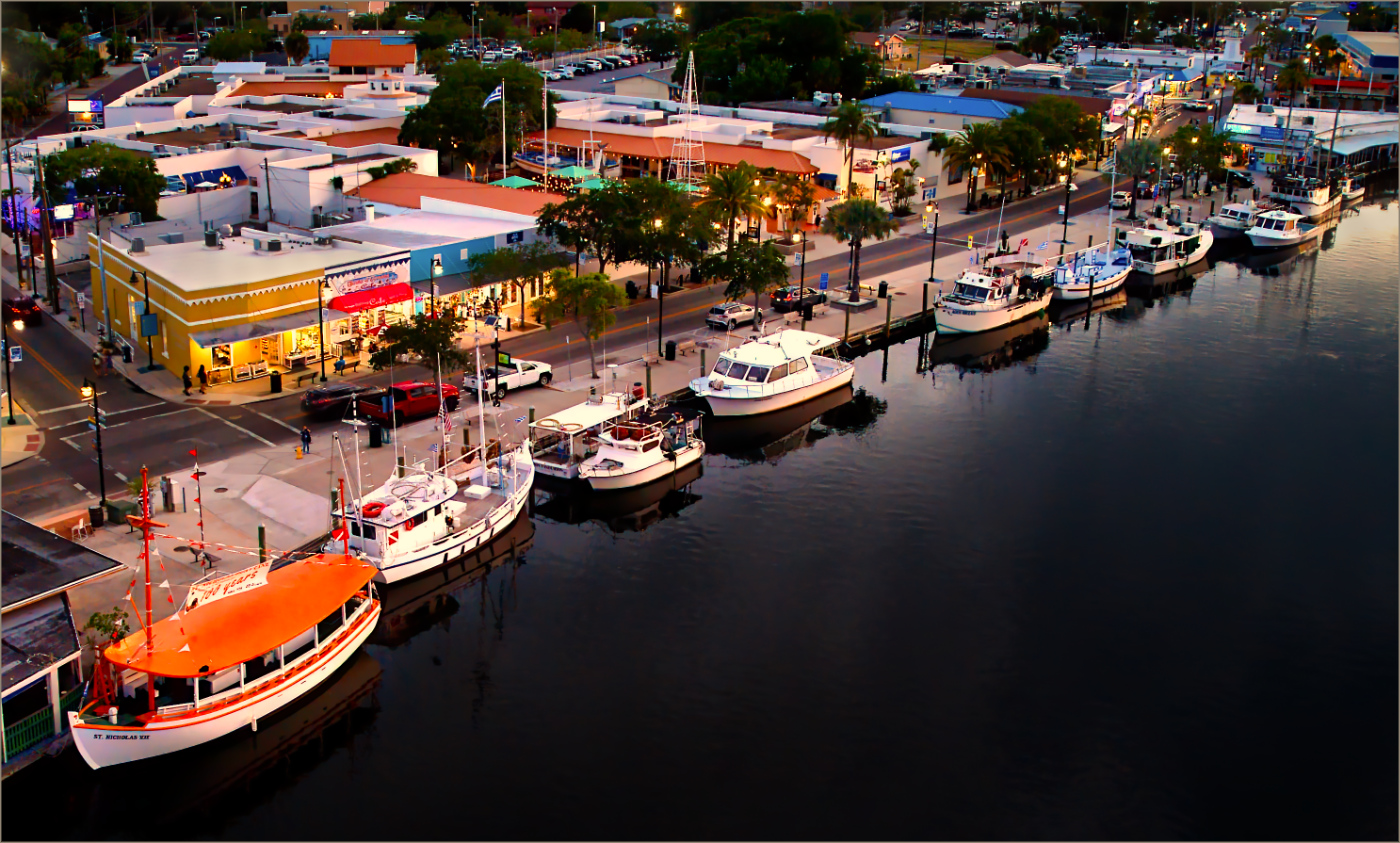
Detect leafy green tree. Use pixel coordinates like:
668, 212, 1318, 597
1231, 80, 1261, 105
465, 242, 570, 324
109, 33, 134, 65
532, 270, 625, 379
624, 178, 714, 295
630, 19, 681, 61
1018, 25, 1059, 61
1115, 139, 1161, 220
419, 46, 452, 75
537, 183, 634, 276
41, 145, 166, 221
206, 28, 263, 61
888, 159, 921, 214
769, 173, 817, 241
996, 118, 1046, 197
820, 101, 879, 197
365, 157, 418, 180
82, 607, 131, 648
293, 15, 338, 32
367, 309, 471, 373
820, 199, 899, 302
1015, 95, 1098, 161
864, 74, 918, 97
1349, 2, 1398, 31
706, 238, 790, 315
698, 163, 767, 257
399, 60, 549, 177
1275, 57, 1311, 157
732, 55, 791, 103
284, 30, 309, 65
943, 122, 1010, 213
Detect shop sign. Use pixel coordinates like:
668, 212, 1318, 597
329, 282, 414, 313
325, 254, 411, 297
890, 146, 912, 163
506, 231, 524, 244
1259, 127, 1286, 141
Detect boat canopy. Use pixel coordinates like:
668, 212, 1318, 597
718, 330, 839, 368
531, 392, 640, 433
104, 555, 376, 678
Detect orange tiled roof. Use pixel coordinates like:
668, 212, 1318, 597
329, 40, 418, 67
347, 173, 566, 216
232, 80, 350, 97
316, 126, 406, 148
530, 128, 819, 175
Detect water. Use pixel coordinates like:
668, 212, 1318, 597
6, 204, 1396, 841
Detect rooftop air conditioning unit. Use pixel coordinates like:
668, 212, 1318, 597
129, 237, 147, 254
314, 236, 333, 247
128, 212, 143, 227
205, 230, 223, 248
1049, 75, 1066, 88
265, 238, 282, 252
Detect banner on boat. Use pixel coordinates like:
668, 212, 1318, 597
186, 561, 271, 609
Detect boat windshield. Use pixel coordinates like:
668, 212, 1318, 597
726, 362, 751, 380
744, 366, 770, 383
713, 357, 733, 376
953, 283, 989, 301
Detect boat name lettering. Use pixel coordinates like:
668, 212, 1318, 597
95, 733, 150, 740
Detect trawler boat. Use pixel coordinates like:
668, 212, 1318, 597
1113, 219, 1213, 275
1340, 176, 1365, 202
1050, 245, 1133, 300
1270, 174, 1341, 218
514, 140, 621, 178
689, 329, 855, 417
69, 554, 381, 769
933, 268, 1053, 334
531, 388, 651, 479
342, 446, 533, 584
578, 414, 705, 491
1246, 209, 1322, 249
1207, 200, 1271, 238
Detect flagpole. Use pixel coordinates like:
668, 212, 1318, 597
501, 79, 507, 182
542, 74, 550, 188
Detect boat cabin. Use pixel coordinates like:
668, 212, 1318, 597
1115, 222, 1203, 265
1217, 204, 1256, 224
948, 273, 1017, 305
1252, 211, 1302, 232
530, 389, 648, 478
704, 330, 842, 394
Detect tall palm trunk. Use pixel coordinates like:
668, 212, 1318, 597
849, 238, 864, 302
575, 313, 599, 378
845, 145, 854, 197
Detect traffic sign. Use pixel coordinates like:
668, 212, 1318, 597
8, 346, 21, 363
819, 272, 829, 291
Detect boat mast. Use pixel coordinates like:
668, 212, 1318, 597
127, 465, 166, 714
475, 336, 489, 466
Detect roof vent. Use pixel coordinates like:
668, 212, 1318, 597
129, 237, 147, 255
205, 230, 223, 249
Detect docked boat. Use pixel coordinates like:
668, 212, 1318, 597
689, 329, 855, 417
1050, 245, 1133, 300
1270, 173, 1341, 218
933, 268, 1054, 334
578, 414, 705, 491
1113, 219, 1213, 275
530, 387, 651, 480
1206, 200, 1272, 238
69, 549, 381, 769
1340, 175, 1366, 202
514, 140, 621, 178
1246, 209, 1322, 249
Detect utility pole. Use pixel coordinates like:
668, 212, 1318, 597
132, 269, 156, 371
3, 313, 15, 425
926, 202, 940, 284
262, 158, 273, 222
35, 157, 59, 314
81, 379, 107, 506
4, 142, 25, 294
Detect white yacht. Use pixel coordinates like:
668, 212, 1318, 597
1207, 200, 1270, 238
689, 329, 855, 417
1050, 245, 1133, 301
1114, 219, 1214, 275
578, 415, 705, 491
1246, 209, 1322, 249
1270, 174, 1341, 218
934, 269, 1054, 334
530, 388, 650, 479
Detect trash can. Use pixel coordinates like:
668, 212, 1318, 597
877, 280, 889, 299
665, 339, 677, 361
802, 303, 814, 321
369, 421, 383, 448
88, 505, 104, 529
121, 345, 133, 363
269, 369, 283, 394
160, 476, 173, 512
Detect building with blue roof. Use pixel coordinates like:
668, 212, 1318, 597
860, 92, 1021, 131
1338, 32, 1399, 86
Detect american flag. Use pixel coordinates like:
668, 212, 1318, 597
438, 389, 452, 432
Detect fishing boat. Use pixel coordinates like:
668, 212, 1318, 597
689, 329, 855, 417
933, 268, 1054, 334
530, 387, 651, 480
513, 139, 621, 178
1246, 208, 1322, 249
1340, 175, 1366, 202
1206, 199, 1272, 238
578, 413, 705, 491
1270, 173, 1341, 218
1050, 245, 1133, 300
1113, 218, 1213, 275
68, 483, 382, 769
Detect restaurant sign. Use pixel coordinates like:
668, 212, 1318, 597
325, 253, 411, 297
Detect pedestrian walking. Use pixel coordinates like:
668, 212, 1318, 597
300, 425, 312, 455
103, 348, 114, 377
196, 364, 208, 394
182, 365, 193, 396
92, 351, 103, 378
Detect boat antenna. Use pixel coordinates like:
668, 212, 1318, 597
436, 351, 448, 469
475, 335, 489, 466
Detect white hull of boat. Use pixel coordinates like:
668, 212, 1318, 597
1130, 230, 1214, 275
1280, 193, 1341, 219
1052, 267, 1130, 301
374, 471, 532, 584
69, 602, 380, 769
582, 443, 705, 491
935, 290, 1053, 334
1342, 185, 1365, 201
1247, 225, 1320, 250
1207, 219, 1252, 238
700, 366, 855, 417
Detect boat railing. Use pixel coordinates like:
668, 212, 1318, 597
704, 360, 844, 400
158, 701, 195, 716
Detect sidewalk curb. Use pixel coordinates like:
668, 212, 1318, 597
0, 395, 45, 468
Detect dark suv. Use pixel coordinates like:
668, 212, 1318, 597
769, 285, 827, 313
3, 296, 43, 327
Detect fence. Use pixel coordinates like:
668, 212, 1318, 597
2, 686, 84, 762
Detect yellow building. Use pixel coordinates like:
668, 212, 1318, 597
90, 228, 410, 385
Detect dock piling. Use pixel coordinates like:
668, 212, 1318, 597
700, 348, 706, 377
885, 295, 893, 339
258, 524, 266, 565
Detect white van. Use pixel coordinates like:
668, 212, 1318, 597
180, 48, 201, 65
482, 50, 502, 63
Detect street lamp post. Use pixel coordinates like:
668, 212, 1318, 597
926, 201, 940, 284
3, 314, 16, 425
316, 280, 328, 382
797, 230, 809, 330
131, 270, 156, 371
81, 379, 107, 507
1059, 158, 1073, 248
653, 218, 665, 352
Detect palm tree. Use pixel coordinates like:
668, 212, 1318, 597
820, 199, 900, 302
1246, 43, 1270, 82
699, 163, 766, 256
820, 101, 879, 198
1115, 139, 1160, 221
943, 122, 1010, 212
1128, 107, 1153, 141
1232, 81, 1262, 105
1275, 58, 1311, 169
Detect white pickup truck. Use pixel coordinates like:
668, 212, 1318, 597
462, 358, 554, 399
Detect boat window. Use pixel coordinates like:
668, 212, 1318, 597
642, 439, 659, 452
745, 366, 769, 383
713, 358, 733, 377
789, 358, 808, 374
434, 504, 442, 516
727, 362, 751, 381
283, 628, 316, 664
316, 607, 345, 644
350, 520, 359, 536
768, 363, 789, 381
243, 650, 279, 684
411, 511, 428, 527
362, 523, 376, 540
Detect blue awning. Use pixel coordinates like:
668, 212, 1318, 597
175, 165, 249, 189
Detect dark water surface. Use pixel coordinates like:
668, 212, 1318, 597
5, 204, 1396, 841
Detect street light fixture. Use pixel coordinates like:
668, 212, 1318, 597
925, 201, 940, 285
81, 378, 107, 507
654, 217, 666, 355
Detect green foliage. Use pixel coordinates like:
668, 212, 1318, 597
41, 145, 165, 221
1013, 95, 1098, 161
820, 101, 879, 192
368, 309, 472, 373
888, 160, 921, 214
629, 19, 682, 60
1275, 58, 1310, 106
419, 46, 452, 75
83, 607, 130, 647
527, 28, 591, 57
284, 30, 310, 66
293, 15, 338, 33
206, 27, 265, 62
622, 178, 716, 282
1348, 2, 1398, 31
710, 239, 790, 311
1115, 139, 1161, 219
1167, 124, 1239, 180
1231, 81, 1261, 105
537, 183, 634, 275
411, 12, 468, 51
330, 175, 344, 191
1018, 25, 1058, 61
699, 163, 767, 255
820, 199, 898, 293
769, 173, 817, 239
109, 33, 134, 65
365, 157, 417, 181
864, 73, 917, 97
465, 242, 570, 323
398, 60, 550, 177
995, 118, 1045, 197
942, 122, 1010, 210
532, 270, 625, 379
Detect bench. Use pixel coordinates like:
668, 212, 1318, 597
296, 371, 320, 388
675, 339, 697, 356
334, 360, 360, 376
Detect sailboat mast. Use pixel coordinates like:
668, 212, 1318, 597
140, 464, 155, 713
475, 337, 488, 465
543, 74, 550, 186
436, 352, 447, 465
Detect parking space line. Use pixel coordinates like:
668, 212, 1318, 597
193, 407, 276, 447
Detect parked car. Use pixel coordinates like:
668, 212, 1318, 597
403, 13, 424, 21
180, 48, 201, 65
462, 357, 553, 399
1224, 169, 1254, 189
301, 383, 376, 418
357, 381, 460, 426
706, 302, 763, 330
1183, 100, 1212, 112
1109, 191, 1131, 210
132, 51, 152, 63
1136, 180, 1155, 199
770, 285, 828, 313
3, 295, 43, 328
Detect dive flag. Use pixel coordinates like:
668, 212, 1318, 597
484, 83, 504, 107
1019, 238, 1029, 249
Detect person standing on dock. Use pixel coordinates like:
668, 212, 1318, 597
300, 425, 313, 455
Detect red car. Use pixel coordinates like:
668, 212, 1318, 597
356, 380, 459, 426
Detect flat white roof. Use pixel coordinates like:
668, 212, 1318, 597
533, 393, 641, 431
321, 211, 530, 247
123, 234, 401, 292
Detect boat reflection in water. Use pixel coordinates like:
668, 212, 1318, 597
1052, 290, 1129, 328
924, 313, 1051, 375
1230, 238, 1320, 277
370, 517, 535, 648
532, 461, 704, 533
702, 384, 865, 465
1, 651, 383, 840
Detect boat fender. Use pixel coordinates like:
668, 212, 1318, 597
362, 502, 386, 517
559, 422, 583, 433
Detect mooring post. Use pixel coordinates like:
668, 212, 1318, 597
528, 406, 535, 425
645, 365, 652, 397
922, 281, 929, 322
884, 294, 893, 339
397, 455, 405, 479
843, 306, 851, 342
258, 524, 266, 566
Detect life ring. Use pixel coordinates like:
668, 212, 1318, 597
559, 422, 583, 432
536, 418, 560, 429
362, 502, 385, 518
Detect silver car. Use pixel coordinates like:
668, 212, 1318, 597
706, 302, 762, 330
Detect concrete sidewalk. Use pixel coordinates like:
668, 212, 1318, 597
0, 393, 45, 467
